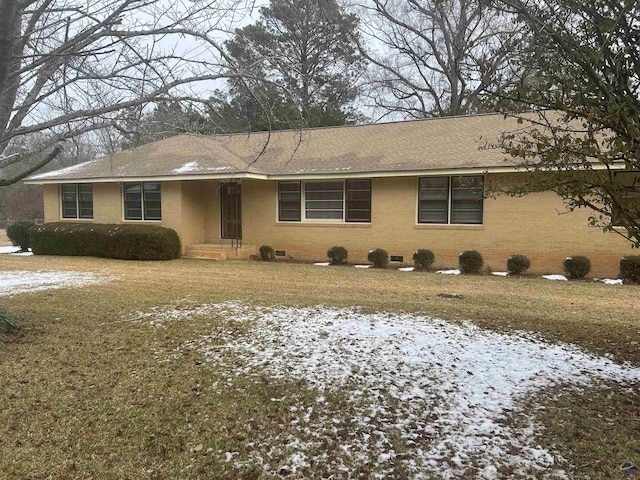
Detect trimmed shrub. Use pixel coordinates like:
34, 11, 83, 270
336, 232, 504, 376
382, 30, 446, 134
327, 246, 348, 265
259, 245, 276, 262
30, 223, 180, 260
563, 256, 591, 280
0, 307, 23, 342
620, 255, 640, 284
368, 248, 388, 268
459, 250, 483, 274
413, 249, 435, 271
6, 221, 35, 251
507, 254, 531, 275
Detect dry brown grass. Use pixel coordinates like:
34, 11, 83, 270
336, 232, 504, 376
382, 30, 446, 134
0, 254, 639, 478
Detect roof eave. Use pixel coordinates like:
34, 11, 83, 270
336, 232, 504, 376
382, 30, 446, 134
24, 171, 269, 185
25, 162, 626, 185
268, 166, 525, 180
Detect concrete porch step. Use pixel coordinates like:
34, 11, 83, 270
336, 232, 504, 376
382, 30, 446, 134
183, 243, 256, 261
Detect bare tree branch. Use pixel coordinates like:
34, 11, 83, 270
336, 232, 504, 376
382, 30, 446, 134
351, 0, 521, 119
0, 0, 259, 184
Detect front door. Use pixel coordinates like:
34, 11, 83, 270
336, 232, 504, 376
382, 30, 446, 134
220, 182, 242, 239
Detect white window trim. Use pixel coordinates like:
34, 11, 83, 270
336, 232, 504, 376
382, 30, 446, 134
276, 179, 372, 224
121, 182, 162, 222
60, 183, 93, 220
416, 175, 484, 226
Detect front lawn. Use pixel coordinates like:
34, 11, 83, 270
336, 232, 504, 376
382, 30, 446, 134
0, 255, 638, 479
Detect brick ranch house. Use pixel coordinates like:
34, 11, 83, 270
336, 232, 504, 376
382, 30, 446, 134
25, 113, 635, 277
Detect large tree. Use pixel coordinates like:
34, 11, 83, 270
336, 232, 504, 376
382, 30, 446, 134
222, 0, 365, 130
489, 0, 640, 247
0, 0, 257, 185
354, 0, 520, 119
118, 102, 205, 149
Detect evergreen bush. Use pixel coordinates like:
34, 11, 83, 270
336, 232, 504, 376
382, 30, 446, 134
6, 221, 35, 251
412, 249, 435, 271
507, 255, 531, 275
563, 256, 591, 280
259, 245, 276, 262
367, 248, 388, 268
0, 307, 22, 342
327, 246, 348, 265
459, 250, 483, 274
30, 223, 180, 260
619, 256, 640, 284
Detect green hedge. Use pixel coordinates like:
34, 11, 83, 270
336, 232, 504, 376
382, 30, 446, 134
507, 254, 531, 275
30, 223, 181, 260
563, 255, 591, 280
368, 248, 388, 268
620, 256, 640, 284
327, 246, 348, 265
459, 250, 483, 274
259, 245, 276, 261
413, 249, 435, 271
6, 221, 35, 251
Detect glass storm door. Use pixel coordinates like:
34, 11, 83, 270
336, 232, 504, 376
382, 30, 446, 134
220, 182, 242, 239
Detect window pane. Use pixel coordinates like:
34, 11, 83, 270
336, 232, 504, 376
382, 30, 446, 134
124, 183, 142, 220
61, 184, 77, 218
306, 200, 343, 210
306, 209, 343, 219
451, 176, 483, 224
78, 184, 93, 219
123, 182, 161, 221
418, 177, 449, 223
419, 208, 448, 223
346, 179, 371, 222
143, 183, 162, 220
279, 182, 301, 221
305, 181, 344, 220
125, 207, 142, 220
305, 181, 343, 191
125, 183, 141, 194
306, 191, 343, 201
62, 205, 78, 218
279, 182, 301, 192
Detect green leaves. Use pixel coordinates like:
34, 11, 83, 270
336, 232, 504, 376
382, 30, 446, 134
491, 0, 640, 247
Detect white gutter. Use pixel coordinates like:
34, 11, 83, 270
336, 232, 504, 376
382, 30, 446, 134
25, 166, 524, 184
23, 162, 628, 185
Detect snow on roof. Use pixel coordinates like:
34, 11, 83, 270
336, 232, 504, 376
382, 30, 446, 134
171, 160, 232, 175
28, 159, 101, 180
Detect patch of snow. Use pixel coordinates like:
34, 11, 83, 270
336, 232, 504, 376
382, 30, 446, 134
491, 271, 509, 277
398, 267, 414, 272
314, 262, 330, 266
437, 269, 461, 275
146, 301, 640, 479
541, 275, 568, 281
0, 246, 21, 253
0, 270, 117, 296
598, 278, 623, 285
28, 159, 99, 179
354, 265, 372, 269
171, 161, 232, 175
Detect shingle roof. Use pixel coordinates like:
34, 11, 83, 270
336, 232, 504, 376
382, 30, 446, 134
27, 113, 528, 183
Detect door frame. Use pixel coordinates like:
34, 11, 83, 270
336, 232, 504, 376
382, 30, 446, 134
220, 181, 242, 240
